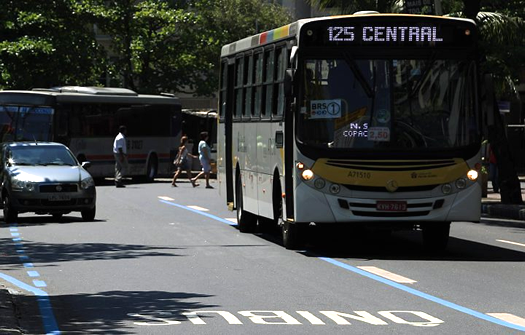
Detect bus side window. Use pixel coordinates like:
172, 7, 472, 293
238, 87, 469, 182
56, 107, 69, 137
254, 51, 264, 118
234, 56, 244, 119
275, 46, 286, 117
244, 54, 254, 120
220, 60, 228, 119
264, 48, 275, 118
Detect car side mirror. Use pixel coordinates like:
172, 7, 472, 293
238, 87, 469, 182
81, 161, 92, 169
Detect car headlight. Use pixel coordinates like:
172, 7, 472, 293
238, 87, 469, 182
11, 178, 34, 191
80, 177, 95, 190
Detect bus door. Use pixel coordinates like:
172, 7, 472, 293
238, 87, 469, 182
222, 60, 235, 206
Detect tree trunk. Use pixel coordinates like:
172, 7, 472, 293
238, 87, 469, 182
463, 0, 481, 19
488, 101, 523, 204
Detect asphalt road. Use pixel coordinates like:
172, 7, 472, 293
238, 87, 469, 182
1, 179, 525, 334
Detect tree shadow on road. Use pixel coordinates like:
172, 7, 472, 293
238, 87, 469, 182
15, 290, 216, 334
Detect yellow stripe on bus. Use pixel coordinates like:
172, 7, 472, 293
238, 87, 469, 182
312, 158, 470, 187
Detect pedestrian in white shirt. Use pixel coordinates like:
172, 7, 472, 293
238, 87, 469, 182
113, 125, 128, 188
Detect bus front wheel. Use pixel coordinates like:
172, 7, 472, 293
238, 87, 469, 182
282, 221, 303, 250
422, 222, 450, 251
236, 178, 256, 233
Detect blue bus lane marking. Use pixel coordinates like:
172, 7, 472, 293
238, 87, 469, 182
0, 223, 61, 335
160, 198, 525, 332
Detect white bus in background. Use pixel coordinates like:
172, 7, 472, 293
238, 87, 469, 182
181, 108, 218, 173
218, 13, 482, 250
0, 86, 182, 181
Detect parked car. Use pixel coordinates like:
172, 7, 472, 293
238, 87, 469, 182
0, 142, 96, 222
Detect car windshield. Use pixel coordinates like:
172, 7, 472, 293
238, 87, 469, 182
297, 56, 479, 151
8, 146, 77, 166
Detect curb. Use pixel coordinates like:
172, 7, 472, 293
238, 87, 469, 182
482, 202, 525, 222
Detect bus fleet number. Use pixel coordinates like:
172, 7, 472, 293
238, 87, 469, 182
348, 171, 371, 179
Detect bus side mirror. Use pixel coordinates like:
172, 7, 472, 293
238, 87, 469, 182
284, 69, 293, 97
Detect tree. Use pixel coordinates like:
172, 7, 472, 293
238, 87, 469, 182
460, 1, 525, 204
305, 0, 402, 13
0, 0, 106, 89
82, 0, 202, 94
82, 0, 291, 96
187, 0, 293, 96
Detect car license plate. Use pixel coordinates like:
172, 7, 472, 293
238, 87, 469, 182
376, 201, 407, 212
48, 195, 71, 201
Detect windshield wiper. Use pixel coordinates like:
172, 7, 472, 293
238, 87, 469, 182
342, 51, 374, 99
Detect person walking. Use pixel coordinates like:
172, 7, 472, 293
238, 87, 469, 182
113, 125, 128, 188
191, 131, 213, 189
488, 145, 499, 193
172, 136, 198, 187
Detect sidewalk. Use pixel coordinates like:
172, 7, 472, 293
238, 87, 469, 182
481, 176, 525, 223
482, 189, 525, 222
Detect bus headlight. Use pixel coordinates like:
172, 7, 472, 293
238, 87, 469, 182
455, 178, 467, 189
441, 184, 452, 195
467, 169, 478, 181
301, 169, 314, 181
329, 184, 341, 194
314, 178, 326, 189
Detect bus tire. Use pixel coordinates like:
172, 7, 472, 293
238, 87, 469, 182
422, 222, 450, 251
258, 174, 282, 234
236, 177, 256, 233
282, 221, 303, 250
145, 156, 158, 182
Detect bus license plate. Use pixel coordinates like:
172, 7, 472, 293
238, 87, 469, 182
376, 201, 407, 212
48, 195, 71, 201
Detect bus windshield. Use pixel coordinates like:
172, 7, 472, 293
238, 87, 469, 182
297, 56, 478, 151
0, 106, 53, 142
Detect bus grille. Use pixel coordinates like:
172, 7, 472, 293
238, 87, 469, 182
325, 159, 457, 171
343, 184, 438, 192
339, 199, 444, 218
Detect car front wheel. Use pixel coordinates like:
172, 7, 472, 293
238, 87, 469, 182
3, 194, 18, 223
81, 206, 96, 221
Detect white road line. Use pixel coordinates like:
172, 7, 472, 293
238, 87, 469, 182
496, 239, 525, 248
357, 266, 417, 284
187, 205, 209, 212
158, 196, 174, 201
225, 218, 237, 223
487, 313, 525, 327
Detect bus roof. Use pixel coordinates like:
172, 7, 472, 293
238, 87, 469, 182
220, 13, 475, 57
0, 86, 180, 105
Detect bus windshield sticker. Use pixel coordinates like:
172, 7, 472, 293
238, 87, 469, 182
368, 127, 390, 142
310, 100, 342, 119
20, 107, 54, 115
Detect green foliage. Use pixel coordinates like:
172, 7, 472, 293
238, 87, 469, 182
188, 0, 293, 95
305, 0, 403, 14
0, 0, 291, 95
0, 0, 106, 89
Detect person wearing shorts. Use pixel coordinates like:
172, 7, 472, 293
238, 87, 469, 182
191, 131, 213, 189
172, 136, 197, 187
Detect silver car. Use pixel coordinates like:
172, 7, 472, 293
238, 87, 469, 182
0, 142, 96, 222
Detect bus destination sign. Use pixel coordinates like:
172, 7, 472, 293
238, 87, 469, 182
301, 19, 475, 48
327, 26, 443, 43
